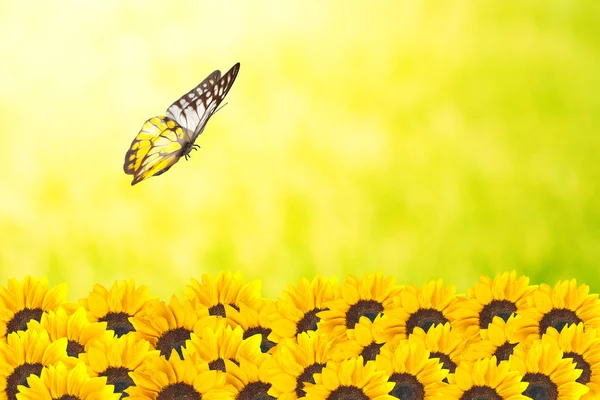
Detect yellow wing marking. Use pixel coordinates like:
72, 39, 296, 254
123, 116, 186, 185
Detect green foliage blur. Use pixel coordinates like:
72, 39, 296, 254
1, 1, 599, 300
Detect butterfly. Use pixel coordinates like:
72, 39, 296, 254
124, 62, 240, 185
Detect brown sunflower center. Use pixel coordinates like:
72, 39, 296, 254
99, 366, 135, 395
156, 327, 192, 358
479, 300, 517, 329
405, 309, 448, 336
346, 300, 384, 328
67, 340, 85, 357
538, 309, 581, 336
327, 386, 369, 400
209, 357, 226, 372
208, 303, 239, 317
493, 341, 517, 362
156, 382, 200, 400
55, 396, 80, 400
6, 308, 44, 335
563, 352, 591, 384
295, 363, 324, 398
243, 327, 276, 353
361, 342, 384, 362
6, 362, 43, 400
388, 372, 424, 400
430, 351, 457, 373
297, 308, 325, 334
99, 312, 135, 337
236, 381, 275, 400
522, 372, 558, 400
459, 386, 502, 400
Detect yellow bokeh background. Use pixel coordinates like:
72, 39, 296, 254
1, 1, 599, 300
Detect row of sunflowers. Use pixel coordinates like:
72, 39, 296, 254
0, 271, 598, 399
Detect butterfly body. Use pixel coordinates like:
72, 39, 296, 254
124, 63, 240, 185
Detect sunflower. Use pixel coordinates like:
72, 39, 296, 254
226, 299, 278, 353
78, 280, 156, 337
514, 279, 600, 343
268, 332, 337, 399
465, 314, 521, 363
303, 356, 395, 400
16, 362, 120, 400
332, 314, 388, 362
0, 329, 75, 400
26, 307, 111, 358
409, 322, 470, 375
130, 294, 217, 358
185, 322, 263, 372
185, 272, 262, 318
83, 333, 160, 398
543, 323, 600, 399
510, 340, 589, 399
375, 339, 448, 399
224, 353, 276, 399
451, 271, 536, 340
382, 280, 458, 341
270, 276, 339, 342
445, 357, 528, 399
317, 272, 402, 339
0, 276, 67, 338
126, 351, 235, 400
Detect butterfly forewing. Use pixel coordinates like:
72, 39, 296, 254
124, 116, 186, 185
166, 70, 222, 133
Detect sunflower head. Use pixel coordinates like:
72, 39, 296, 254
0, 276, 67, 338
466, 314, 521, 363
78, 280, 156, 337
224, 353, 275, 399
317, 272, 402, 339
185, 271, 262, 318
226, 299, 278, 353
270, 276, 339, 341
16, 362, 120, 400
409, 322, 469, 375
332, 314, 387, 362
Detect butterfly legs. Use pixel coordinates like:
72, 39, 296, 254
184, 144, 201, 160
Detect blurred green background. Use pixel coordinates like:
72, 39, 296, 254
1, 1, 599, 301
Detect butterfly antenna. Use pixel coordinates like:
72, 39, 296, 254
215, 102, 229, 114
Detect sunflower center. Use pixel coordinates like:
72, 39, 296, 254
209, 357, 226, 372
156, 327, 192, 358
295, 363, 324, 398
297, 308, 325, 334
479, 300, 517, 329
55, 396, 80, 400
538, 309, 581, 336
405, 309, 448, 336
67, 340, 85, 357
98, 312, 135, 337
236, 381, 275, 400
388, 372, 424, 400
563, 352, 591, 384
209, 303, 226, 317
493, 341, 517, 362
459, 386, 502, 400
346, 300, 384, 328
327, 386, 369, 400
429, 351, 457, 373
6, 362, 43, 400
361, 342, 384, 362
6, 308, 44, 335
243, 327, 276, 353
100, 366, 135, 395
522, 372, 558, 400
156, 382, 200, 400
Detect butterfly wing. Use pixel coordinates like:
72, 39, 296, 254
166, 62, 241, 142
166, 69, 221, 132
124, 116, 187, 185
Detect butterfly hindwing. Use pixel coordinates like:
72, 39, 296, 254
124, 116, 187, 185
